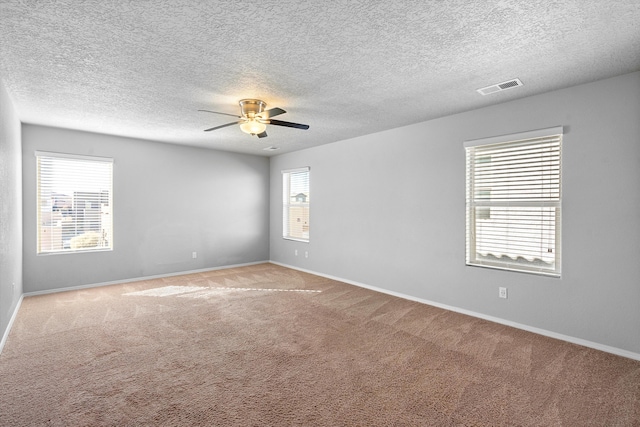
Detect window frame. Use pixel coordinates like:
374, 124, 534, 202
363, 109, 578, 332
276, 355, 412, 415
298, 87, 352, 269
464, 127, 562, 277
282, 167, 310, 242
36, 151, 114, 255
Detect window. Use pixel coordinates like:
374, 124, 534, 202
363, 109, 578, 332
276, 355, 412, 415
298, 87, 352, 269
464, 127, 562, 276
282, 167, 310, 242
36, 151, 113, 254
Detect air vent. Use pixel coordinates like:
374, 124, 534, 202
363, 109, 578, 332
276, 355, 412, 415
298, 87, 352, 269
263, 146, 280, 151
477, 78, 523, 96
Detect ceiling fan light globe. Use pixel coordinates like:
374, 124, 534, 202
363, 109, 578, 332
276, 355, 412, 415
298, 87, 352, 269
240, 120, 267, 135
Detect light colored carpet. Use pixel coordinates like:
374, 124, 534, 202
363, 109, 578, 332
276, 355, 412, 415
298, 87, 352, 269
1, 263, 638, 426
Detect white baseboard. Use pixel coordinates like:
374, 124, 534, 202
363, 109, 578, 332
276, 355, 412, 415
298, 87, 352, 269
270, 261, 640, 362
23, 260, 270, 297
0, 294, 23, 355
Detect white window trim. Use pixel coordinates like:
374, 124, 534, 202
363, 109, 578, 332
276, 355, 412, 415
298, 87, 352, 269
464, 127, 562, 277
463, 126, 563, 149
36, 151, 114, 255
34, 151, 114, 163
282, 167, 310, 242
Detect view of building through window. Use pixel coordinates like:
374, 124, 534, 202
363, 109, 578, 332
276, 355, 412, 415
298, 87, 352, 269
37, 153, 113, 253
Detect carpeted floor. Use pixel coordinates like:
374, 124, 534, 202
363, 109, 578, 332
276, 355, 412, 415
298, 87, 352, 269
1, 263, 639, 426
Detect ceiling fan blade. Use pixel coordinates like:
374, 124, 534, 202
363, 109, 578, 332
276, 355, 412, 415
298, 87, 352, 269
258, 107, 286, 119
268, 119, 310, 130
198, 109, 241, 118
204, 121, 241, 132
257, 131, 268, 138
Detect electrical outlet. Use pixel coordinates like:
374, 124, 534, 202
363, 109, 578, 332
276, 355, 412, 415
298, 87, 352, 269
305, 251, 309, 258
295, 249, 298, 256
499, 287, 508, 299
192, 252, 197, 259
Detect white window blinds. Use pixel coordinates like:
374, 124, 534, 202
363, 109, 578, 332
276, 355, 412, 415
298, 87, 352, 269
282, 167, 310, 242
36, 152, 113, 254
464, 127, 562, 276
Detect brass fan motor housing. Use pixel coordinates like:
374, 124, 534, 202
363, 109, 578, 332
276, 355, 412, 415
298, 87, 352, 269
239, 99, 267, 119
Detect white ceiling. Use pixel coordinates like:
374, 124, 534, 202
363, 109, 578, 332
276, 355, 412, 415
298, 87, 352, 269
1, 1, 639, 156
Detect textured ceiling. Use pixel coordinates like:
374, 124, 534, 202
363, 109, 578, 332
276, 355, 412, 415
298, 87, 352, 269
1, 1, 639, 156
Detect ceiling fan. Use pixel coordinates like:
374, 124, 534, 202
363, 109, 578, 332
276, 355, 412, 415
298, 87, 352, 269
199, 99, 309, 138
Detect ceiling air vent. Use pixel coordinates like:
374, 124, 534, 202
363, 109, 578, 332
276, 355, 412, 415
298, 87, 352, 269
477, 78, 523, 96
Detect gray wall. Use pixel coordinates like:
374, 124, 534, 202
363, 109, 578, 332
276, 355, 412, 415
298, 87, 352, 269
0, 77, 23, 346
22, 125, 270, 293
270, 71, 640, 355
